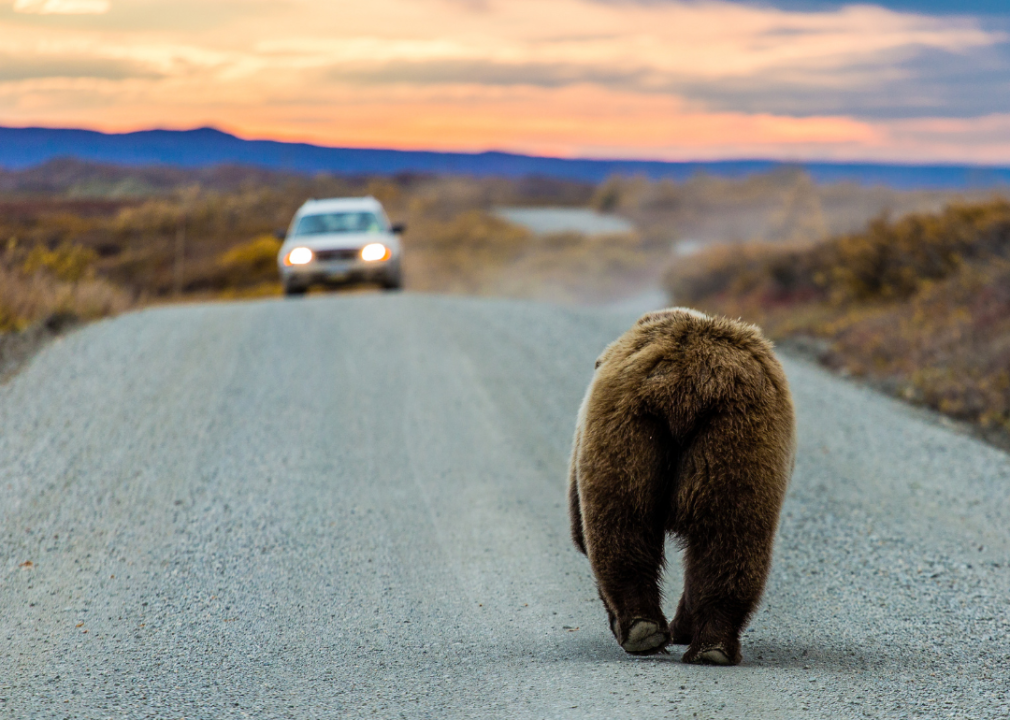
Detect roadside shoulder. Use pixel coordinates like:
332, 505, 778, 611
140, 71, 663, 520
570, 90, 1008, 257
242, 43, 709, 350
0, 312, 81, 385
776, 337, 1010, 457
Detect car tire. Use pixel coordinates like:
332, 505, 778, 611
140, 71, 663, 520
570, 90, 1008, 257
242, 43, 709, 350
284, 282, 308, 297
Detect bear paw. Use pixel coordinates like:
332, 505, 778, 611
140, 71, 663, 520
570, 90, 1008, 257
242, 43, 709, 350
682, 643, 738, 666
620, 619, 670, 655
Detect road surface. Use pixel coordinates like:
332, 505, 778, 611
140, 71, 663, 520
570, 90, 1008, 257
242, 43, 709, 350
491, 207, 634, 236
2, 294, 1009, 719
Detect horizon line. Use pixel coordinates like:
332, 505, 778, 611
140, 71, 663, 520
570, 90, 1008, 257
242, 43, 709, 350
6, 122, 1010, 172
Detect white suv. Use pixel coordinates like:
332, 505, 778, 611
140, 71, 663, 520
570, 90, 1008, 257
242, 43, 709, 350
277, 196, 403, 295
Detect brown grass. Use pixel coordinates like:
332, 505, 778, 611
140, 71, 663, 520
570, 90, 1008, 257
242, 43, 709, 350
0, 262, 131, 333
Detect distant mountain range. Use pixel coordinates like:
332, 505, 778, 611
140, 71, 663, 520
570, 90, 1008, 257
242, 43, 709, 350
2, 125, 1010, 190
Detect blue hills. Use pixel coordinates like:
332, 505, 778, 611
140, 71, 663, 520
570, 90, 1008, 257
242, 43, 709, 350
2, 125, 1010, 190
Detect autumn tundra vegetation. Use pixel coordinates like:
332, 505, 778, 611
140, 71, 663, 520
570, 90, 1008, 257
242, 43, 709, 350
1, 158, 1009, 443
667, 199, 1010, 446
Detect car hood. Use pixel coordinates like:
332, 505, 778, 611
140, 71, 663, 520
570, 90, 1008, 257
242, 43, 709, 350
281, 232, 392, 251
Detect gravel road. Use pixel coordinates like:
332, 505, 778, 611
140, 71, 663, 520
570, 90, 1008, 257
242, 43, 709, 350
491, 208, 634, 236
2, 294, 1009, 719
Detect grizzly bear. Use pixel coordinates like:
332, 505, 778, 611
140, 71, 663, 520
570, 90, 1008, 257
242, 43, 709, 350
568, 307, 795, 665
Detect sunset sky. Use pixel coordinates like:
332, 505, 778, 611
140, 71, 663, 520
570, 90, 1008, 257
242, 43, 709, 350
3, 0, 1010, 163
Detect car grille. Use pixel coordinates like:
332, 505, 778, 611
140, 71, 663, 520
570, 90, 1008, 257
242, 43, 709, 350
314, 248, 360, 261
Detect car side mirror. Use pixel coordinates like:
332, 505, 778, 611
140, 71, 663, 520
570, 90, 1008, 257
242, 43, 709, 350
391, 223, 406, 234
273, 229, 286, 240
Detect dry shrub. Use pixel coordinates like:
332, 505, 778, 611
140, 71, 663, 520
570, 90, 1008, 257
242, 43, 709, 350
665, 198, 1010, 442
0, 263, 132, 333
218, 235, 282, 288
665, 240, 819, 306
825, 261, 1010, 430
0, 240, 129, 332
668, 199, 1010, 307
113, 198, 183, 235
822, 200, 1010, 303
22, 243, 98, 282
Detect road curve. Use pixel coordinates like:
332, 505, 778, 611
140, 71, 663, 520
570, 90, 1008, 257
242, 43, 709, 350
1, 294, 1009, 719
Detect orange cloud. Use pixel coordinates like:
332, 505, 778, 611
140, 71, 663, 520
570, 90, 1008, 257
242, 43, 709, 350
0, 81, 881, 158
246, 84, 881, 158
0, 0, 1007, 163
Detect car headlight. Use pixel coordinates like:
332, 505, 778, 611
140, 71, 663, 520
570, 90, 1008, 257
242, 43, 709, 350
361, 243, 390, 262
285, 247, 314, 265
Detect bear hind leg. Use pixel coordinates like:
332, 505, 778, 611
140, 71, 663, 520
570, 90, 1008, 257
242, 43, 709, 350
669, 586, 694, 645
677, 536, 771, 666
672, 411, 787, 665
578, 413, 675, 656
583, 511, 670, 655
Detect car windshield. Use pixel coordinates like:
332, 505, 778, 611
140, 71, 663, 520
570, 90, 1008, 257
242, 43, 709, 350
293, 211, 384, 236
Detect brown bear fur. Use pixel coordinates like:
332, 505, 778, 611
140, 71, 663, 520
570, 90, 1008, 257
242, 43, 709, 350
569, 307, 795, 665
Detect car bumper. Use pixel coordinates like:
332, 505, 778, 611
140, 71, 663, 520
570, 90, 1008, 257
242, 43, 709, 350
279, 257, 399, 286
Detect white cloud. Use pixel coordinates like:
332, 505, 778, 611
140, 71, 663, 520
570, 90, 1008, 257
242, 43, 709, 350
13, 0, 111, 14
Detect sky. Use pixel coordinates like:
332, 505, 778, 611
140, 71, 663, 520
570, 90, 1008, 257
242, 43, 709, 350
3, 0, 1010, 163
